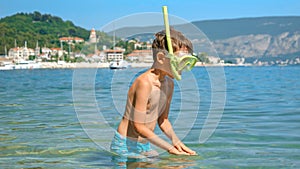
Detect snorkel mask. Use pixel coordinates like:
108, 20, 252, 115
167, 52, 198, 80
162, 6, 199, 80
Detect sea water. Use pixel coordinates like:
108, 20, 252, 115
0, 66, 299, 168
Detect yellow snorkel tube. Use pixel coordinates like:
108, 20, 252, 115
162, 6, 198, 80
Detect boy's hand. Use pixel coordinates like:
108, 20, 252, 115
168, 147, 190, 155
173, 141, 197, 155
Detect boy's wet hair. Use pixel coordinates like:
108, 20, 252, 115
152, 28, 193, 61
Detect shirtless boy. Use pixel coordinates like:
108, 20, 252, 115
110, 29, 198, 157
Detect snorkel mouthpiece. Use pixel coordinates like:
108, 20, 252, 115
162, 6, 198, 80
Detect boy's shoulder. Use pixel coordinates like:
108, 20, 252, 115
133, 71, 152, 88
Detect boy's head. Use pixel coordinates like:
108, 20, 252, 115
152, 28, 193, 60
151, 28, 197, 80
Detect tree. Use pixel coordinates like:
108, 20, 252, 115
68, 28, 76, 36
41, 14, 51, 22
0, 12, 108, 56
198, 52, 210, 63
32, 11, 42, 21
29, 55, 36, 60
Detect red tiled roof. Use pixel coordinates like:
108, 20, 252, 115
104, 49, 124, 53
59, 37, 84, 41
59, 37, 72, 41
127, 50, 152, 57
51, 48, 62, 51
74, 37, 84, 40
10, 47, 19, 51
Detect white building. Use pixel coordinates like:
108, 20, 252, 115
134, 42, 152, 50
51, 48, 64, 57
105, 49, 125, 62
207, 56, 224, 64
127, 50, 153, 62
235, 58, 245, 65
8, 41, 35, 60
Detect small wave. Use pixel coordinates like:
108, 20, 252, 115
15, 147, 95, 156
0, 103, 24, 107
0, 135, 17, 142
0, 145, 27, 152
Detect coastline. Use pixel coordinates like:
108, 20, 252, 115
1, 61, 288, 71
40, 62, 110, 69
40, 62, 154, 69
39, 62, 252, 69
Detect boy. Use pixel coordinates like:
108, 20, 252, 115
110, 28, 198, 158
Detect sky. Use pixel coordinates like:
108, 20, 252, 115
1, 0, 300, 30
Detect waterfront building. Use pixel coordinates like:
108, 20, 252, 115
40, 47, 52, 60
8, 41, 35, 60
105, 48, 125, 62
134, 42, 152, 50
207, 56, 222, 64
51, 48, 64, 57
41, 47, 52, 55
127, 50, 153, 62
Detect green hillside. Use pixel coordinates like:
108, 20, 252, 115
0, 12, 90, 54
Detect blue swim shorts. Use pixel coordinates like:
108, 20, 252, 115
110, 131, 152, 158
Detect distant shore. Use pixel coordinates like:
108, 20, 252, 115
40, 62, 252, 69
41, 62, 109, 69
1, 61, 283, 71
40, 62, 155, 69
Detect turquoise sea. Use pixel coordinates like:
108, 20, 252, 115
0, 66, 299, 168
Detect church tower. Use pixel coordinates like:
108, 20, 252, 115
89, 28, 97, 43
35, 40, 40, 56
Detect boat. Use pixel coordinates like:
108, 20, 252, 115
14, 60, 41, 69
0, 60, 41, 70
109, 60, 128, 69
108, 28, 129, 69
0, 46, 14, 70
0, 61, 15, 70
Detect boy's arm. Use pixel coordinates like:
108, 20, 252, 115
132, 79, 188, 155
158, 81, 197, 155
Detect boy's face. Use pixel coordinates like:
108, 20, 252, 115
166, 47, 198, 80
153, 46, 198, 80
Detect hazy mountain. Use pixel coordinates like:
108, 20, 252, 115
194, 16, 300, 59
113, 16, 300, 60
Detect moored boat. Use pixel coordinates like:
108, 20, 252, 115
14, 60, 41, 70
109, 60, 128, 69
0, 61, 15, 70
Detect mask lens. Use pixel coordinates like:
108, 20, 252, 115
167, 52, 198, 80
177, 55, 198, 71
